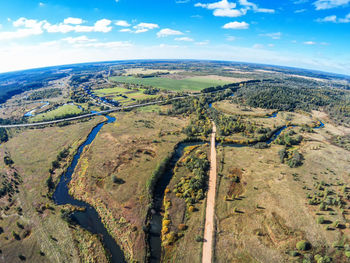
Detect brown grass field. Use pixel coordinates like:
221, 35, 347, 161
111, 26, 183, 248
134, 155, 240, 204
68, 109, 189, 262
214, 109, 350, 262
0, 117, 105, 263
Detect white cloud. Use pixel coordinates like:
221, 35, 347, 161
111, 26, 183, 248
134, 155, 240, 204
316, 15, 337, 22
316, 13, 350, 22
238, 0, 275, 13
213, 8, 246, 17
268, 44, 275, 47
259, 32, 282, 39
304, 41, 316, 45
195, 0, 237, 9
39, 2, 45, 7
44, 18, 112, 33
133, 22, 159, 33
64, 17, 84, 25
157, 28, 184, 37
94, 19, 113, 32
295, 9, 307, 13
115, 20, 130, 27
222, 21, 249, 29
175, 37, 194, 41
339, 13, 350, 22
195, 0, 274, 18
120, 28, 132, 32
314, 0, 350, 10
0, 18, 45, 40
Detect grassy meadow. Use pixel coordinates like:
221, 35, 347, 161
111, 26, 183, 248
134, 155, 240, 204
29, 104, 83, 122
109, 75, 233, 92
68, 108, 189, 261
0, 116, 105, 263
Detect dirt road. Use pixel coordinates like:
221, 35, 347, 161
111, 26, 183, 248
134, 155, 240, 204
202, 122, 217, 263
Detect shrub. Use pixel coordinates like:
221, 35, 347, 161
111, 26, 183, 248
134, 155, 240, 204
4, 156, 14, 166
332, 220, 340, 228
289, 250, 299, 257
345, 251, 350, 258
178, 224, 187, 231
317, 216, 325, 224
195, 235, 203, 242
296, 240, 311, 251
112, 175, 125, 184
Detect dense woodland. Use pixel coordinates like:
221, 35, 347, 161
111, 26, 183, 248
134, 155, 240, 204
234, 78, 350, 126
27, 88, 62, 100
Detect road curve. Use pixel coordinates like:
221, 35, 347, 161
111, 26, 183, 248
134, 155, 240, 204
202, 122, 217, 263
0, 96, 190, 128
0, 86, 234, 129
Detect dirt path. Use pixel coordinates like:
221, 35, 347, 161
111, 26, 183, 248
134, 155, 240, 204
202, 122, 217, 263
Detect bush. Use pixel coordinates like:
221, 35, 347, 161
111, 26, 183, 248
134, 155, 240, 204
195, 235, 203, 242
178, 224, 187, 231
4, 156, 14, 166
289, 250, 299, 257
345, 251, 350, 258
296, 240, 311, 251
112, 175, 125, 184
317, 216, 325, 224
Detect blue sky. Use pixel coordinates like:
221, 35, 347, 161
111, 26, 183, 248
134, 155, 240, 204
0, 0, 349, 75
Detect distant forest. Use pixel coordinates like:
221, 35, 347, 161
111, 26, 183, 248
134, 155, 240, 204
234, 78, 350, 126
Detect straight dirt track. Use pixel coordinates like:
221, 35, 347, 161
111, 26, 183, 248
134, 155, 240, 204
202, 122, 217, 263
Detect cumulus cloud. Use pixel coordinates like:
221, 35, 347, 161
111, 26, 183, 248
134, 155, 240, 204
133, 22, 159, 33
313, 0, 350, 10
195, 0, 273, 18
195, 0, 237, 9
222, 21, 249, 29
213, 8, 246, 17
0, 17, 113, 41
63, 17, 84, 25
239, 0, 275, 13
259, 32, 282, 39
316, 13, 350, 22
157, 28, 184, 37
0, 18, 45, 40
44, 19, 112, 33
175, 37, 194, 41
115, 20, 130, 27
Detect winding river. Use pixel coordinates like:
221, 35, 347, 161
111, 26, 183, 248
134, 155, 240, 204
148, 142, 203, 262
52, 114, 126, 263
147, 116, 324, 262
50, 104, 324, 263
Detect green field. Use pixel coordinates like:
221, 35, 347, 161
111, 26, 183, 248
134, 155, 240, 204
93, 86, 158, 105
109, 76, 232, 91
29, 104, 83, 122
